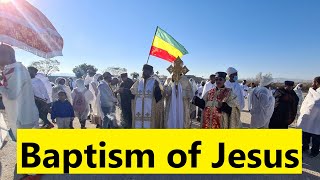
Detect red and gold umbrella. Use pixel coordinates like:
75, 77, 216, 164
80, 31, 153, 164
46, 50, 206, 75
0, 0, 63, 58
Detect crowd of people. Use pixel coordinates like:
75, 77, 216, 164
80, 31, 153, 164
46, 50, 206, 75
0, 43, 320, 160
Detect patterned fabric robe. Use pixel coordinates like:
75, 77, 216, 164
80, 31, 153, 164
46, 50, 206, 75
200, 87, 241, 129
131, 77, 163, 128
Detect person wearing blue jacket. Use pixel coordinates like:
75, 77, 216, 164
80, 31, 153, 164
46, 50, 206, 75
51, 91, 75, 129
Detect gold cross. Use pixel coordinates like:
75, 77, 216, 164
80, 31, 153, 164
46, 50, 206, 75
167, 57, 189, 84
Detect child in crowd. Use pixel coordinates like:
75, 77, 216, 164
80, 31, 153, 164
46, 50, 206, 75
51, 91, 75, 129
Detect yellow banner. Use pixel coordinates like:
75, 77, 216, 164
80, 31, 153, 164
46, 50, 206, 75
17, 129, 302, 174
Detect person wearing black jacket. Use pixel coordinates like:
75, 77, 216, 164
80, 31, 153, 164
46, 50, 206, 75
269, 81, 299, 129
118, 73, 134, 128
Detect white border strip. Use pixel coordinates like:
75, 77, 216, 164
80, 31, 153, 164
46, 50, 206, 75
0, 35, 63, 58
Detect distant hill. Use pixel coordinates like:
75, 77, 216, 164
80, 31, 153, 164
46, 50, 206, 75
272, 78, 312, 83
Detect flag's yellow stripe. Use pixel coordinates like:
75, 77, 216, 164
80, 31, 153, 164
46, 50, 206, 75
152, 36, 183, 58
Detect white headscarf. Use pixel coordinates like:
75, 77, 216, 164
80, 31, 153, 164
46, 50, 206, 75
92, 74, 102, 84
226, 67, 238, 76
189, 78, 198, 95
294, 83, 302, 91
294, 83, 304, 107
75, 79, 86, 92
260, 75, 273, 87
55, 77, 66, 85
84, 74, 94, 86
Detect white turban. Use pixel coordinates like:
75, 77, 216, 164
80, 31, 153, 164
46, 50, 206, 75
260, 76, 273, 87
226, 67, 238, 76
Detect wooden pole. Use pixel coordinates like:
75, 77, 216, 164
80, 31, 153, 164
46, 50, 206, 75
146, 26, 158, 64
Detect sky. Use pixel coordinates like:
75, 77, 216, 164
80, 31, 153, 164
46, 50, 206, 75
16, 0, 320, 80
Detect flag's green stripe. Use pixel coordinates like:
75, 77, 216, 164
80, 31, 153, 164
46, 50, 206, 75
155, 27, 188, 55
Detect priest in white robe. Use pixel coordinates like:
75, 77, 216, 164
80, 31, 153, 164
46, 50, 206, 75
297, 76, 320, 158
202, 74, 216, 97
250, 75, 275, 128
164, 75, 194, 128
131, 64, 163, 128
225, 67, 245, 110
0, 44, 39, 140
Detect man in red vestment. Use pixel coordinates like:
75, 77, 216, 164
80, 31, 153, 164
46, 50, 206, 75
192, 72, 242, 129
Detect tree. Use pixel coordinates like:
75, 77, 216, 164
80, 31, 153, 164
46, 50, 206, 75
130, 72, 140, 80
30, 59, 60, 76
72, 63, 98, 78
254, 72, 273, 84
255, 72, 263, 82
105, 67, 127, 76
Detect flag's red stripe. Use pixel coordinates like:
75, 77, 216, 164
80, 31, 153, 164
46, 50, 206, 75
149, 46, 176, 63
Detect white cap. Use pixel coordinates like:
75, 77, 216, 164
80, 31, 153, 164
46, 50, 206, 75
226, 67, 238, 75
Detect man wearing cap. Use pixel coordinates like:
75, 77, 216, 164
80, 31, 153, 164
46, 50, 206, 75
0, 44, 39, 139
193, 72, 241, 129
118, 73, 134, 128
99, 72, 118, 128
225, 67, 245, 110
131, 64, 163, 128
269, 81, 299, 129
250, 75, 275, 128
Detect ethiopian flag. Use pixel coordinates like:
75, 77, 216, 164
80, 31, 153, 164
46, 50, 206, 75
149, 27, 188, 63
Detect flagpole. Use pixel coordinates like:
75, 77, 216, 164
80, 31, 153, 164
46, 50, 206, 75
146, 26, 158, 64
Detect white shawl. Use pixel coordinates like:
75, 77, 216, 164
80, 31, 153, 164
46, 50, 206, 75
297, 88, 320, 135
35, 73, 53, 102
167, 82, 184, 128
225, 81, 245, 110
